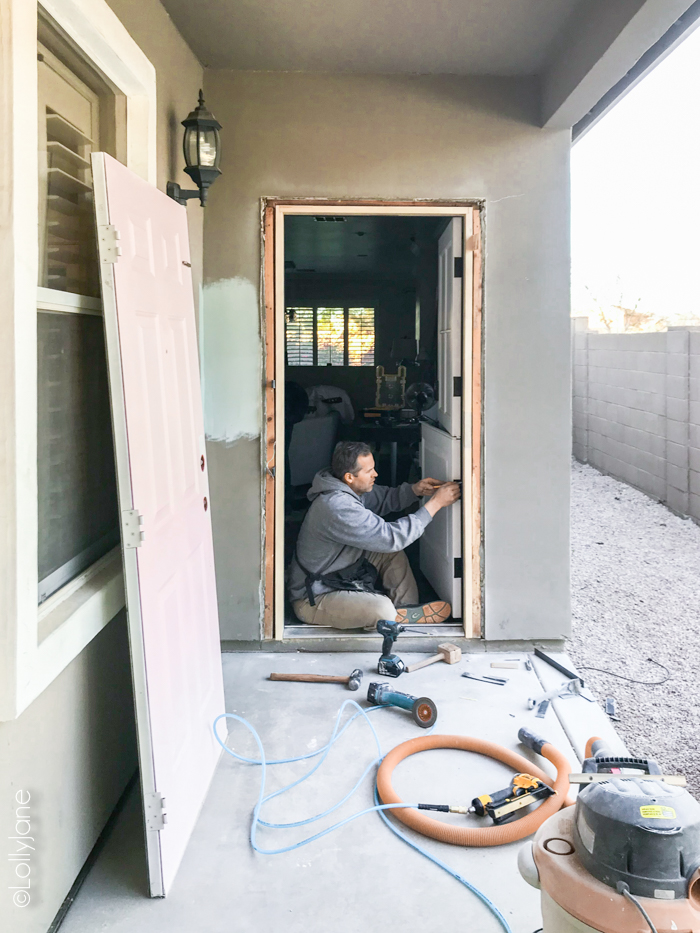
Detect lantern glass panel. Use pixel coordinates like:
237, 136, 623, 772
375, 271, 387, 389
183, 125, 198, 168
198, 127, 219, 167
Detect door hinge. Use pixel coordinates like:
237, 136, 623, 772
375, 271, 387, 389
271, 380, 276, 389
144, 792, 168, 831
121, 509, 145, 548
454, 256, 463, 278
453, 376, 462, 397
99, 224, 122, 263
454, 558, 463, 579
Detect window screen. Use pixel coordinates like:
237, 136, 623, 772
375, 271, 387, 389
37, 313, 119, 602
286, 307, 375, 367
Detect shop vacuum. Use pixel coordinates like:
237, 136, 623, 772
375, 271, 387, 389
519, 738, 700, 932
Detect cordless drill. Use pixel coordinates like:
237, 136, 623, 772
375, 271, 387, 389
376, 620, 406, 677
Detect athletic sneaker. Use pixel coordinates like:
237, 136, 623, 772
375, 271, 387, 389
395, 601, 451, 625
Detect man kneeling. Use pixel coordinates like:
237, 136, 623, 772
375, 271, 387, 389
288, 441, 461, 629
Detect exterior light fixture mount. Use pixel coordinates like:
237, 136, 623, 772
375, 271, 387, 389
166, 90, 221, 207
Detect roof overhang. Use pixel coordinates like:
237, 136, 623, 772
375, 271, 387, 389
541, 0, 700, 137
569, 0, 700, 140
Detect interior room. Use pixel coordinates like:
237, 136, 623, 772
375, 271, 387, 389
283, 213, 463, 631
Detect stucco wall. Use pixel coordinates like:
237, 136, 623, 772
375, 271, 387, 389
0, 4, 204, 931
0, 614, 136, 933
201, 71, 572, 641
106, 0, 205, 311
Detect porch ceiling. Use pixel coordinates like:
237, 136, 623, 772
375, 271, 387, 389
159, 0, 580, 74
160, 0, 700, 129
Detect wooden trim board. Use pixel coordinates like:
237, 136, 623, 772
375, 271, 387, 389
262, 206, 276, 638
273, 207, 286, 640
260, 198, 484, 641
471, 209, 484, 637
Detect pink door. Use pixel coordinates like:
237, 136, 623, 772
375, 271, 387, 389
92, 153, 225, 896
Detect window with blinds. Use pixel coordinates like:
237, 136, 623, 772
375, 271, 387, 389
348, 307, 375, 366
38, 43, 100, 298
316, 307, 345, 366
36, 35, 119, 605
285, 307, 314, 365
286, 307, 375, 367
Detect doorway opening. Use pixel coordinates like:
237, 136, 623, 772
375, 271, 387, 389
263, 202, 482, 642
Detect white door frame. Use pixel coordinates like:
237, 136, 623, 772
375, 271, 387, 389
262, 200, 483, 641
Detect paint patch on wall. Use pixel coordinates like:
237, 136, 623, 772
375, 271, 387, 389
202, 277, 262, 441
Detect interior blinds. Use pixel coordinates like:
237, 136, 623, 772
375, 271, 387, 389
285, 307, 314, 365
38, 45, 100, 297
285, 307, 375, 366
347, 307, 375, 366
316, 307, 345, 366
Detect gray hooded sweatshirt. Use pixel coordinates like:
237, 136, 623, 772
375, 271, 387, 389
288, 470, 433, 603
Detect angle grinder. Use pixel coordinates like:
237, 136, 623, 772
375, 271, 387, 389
367, 682, 437, 728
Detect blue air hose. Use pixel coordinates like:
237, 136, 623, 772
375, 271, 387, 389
212, 701, 513, 933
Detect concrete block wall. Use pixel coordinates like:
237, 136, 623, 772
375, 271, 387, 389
572, 320, 700, 523
690, 332, 700, 519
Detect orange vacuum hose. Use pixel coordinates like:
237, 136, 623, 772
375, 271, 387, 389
376, 734, 572, 846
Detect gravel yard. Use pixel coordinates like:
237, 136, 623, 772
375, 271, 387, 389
568, 459, 700, 798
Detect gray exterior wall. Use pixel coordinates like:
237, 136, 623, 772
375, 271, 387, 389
202, 71, 573, 641
0, 615, 137, 933
573, 319, 700, 521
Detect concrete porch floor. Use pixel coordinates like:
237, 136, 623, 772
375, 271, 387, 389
59, 650, 625, 933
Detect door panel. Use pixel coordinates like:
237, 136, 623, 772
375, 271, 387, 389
419, 421, 462, 618
92, 153, 225, 896
437, 218, 463, 438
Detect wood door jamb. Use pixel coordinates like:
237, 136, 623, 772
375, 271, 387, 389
261, 198, 484, 641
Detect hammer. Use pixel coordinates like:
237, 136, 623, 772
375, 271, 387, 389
405, 643, 461, 673
269, 669, 363, 691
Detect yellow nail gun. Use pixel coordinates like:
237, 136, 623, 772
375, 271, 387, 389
469, 773, 555, 825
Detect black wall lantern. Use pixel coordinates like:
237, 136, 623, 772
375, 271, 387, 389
167, 90, 221, 207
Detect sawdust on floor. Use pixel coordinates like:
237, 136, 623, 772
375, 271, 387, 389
568, 459, 700, 798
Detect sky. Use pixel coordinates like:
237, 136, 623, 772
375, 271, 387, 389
571, 23, 700, 328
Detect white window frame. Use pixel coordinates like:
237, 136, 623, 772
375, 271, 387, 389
0, 0, 156, 720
